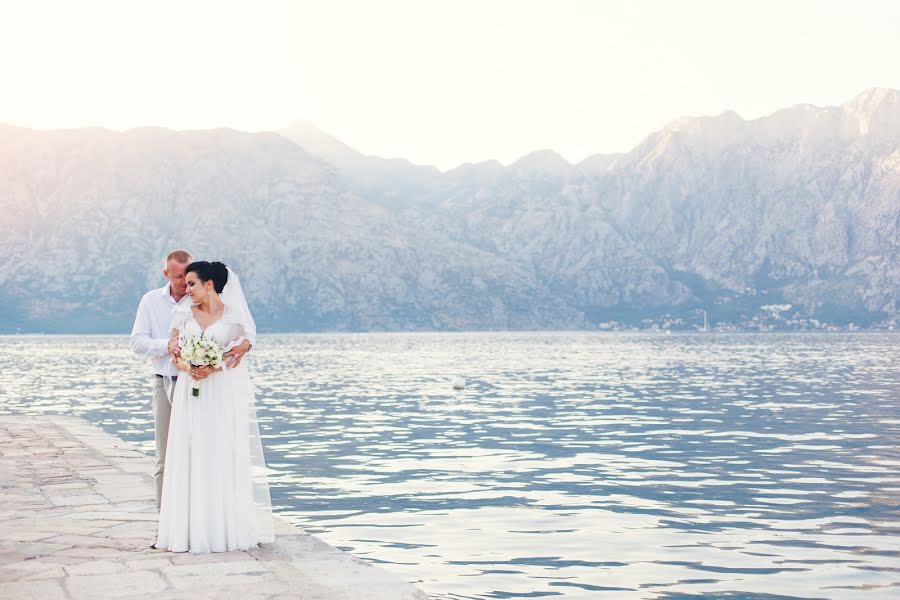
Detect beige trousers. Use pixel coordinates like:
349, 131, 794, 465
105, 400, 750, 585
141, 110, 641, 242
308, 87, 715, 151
152, 377, 175, 511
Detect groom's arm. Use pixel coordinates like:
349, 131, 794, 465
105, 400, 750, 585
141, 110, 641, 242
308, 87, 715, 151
129, 296, 169, 358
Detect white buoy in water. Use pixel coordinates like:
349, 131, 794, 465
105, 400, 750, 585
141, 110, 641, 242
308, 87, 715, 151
451, 377, 466, 390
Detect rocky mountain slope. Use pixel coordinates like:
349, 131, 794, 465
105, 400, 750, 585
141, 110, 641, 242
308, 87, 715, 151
0, 89, 897, 332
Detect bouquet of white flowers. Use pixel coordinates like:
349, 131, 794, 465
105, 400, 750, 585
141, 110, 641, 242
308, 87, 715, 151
180, 336, 224, 397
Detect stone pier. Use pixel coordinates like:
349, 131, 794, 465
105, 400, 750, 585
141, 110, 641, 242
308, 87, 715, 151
0, 415, 429, 599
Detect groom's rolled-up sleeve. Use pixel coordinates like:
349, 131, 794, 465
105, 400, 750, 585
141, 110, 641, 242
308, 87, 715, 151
130, 296, 169, 358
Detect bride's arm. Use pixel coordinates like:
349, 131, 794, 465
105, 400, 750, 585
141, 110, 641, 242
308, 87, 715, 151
167, 332, 181, 358
174, 358, 221, 379
167, 313, 188, 359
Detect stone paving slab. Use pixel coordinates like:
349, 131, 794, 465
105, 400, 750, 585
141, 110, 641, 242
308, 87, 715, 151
0, 415, 429, 599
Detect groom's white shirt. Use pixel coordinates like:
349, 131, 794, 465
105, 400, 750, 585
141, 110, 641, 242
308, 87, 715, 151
130, 283, 184, 377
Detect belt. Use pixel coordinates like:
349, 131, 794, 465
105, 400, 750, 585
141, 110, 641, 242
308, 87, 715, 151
155, 374, 178, 381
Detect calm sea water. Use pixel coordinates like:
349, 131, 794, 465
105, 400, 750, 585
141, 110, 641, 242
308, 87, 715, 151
1, 332, 899, 599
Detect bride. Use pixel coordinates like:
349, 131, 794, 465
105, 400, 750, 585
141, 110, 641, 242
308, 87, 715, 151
155, 261, 274, 553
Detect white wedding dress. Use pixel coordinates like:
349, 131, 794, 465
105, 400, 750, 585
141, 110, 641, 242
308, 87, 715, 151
156, 281, 274, 553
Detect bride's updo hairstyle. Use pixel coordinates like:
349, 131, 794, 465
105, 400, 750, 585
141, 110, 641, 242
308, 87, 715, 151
185, 261, 229, 294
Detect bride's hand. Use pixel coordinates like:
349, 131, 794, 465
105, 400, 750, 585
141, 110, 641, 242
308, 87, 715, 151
190, 365, 212, 380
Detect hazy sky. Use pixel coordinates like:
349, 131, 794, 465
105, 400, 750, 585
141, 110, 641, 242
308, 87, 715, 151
2, 0, 899, 170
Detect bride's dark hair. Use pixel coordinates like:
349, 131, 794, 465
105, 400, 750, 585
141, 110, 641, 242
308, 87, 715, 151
186, 261, 229, 294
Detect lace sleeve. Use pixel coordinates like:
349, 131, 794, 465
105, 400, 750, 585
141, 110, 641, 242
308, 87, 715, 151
169, 303, 191, 340
224, 320, 247, 353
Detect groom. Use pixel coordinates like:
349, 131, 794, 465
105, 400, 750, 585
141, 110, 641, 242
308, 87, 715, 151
130, 249, 251, 510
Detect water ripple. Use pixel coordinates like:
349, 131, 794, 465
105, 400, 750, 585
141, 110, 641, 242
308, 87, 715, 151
1, 331, 899, 599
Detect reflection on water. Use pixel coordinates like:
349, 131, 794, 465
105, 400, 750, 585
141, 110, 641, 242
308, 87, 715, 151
2, 332, 899, 599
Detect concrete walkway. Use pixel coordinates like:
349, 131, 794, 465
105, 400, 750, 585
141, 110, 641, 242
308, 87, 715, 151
0, 415, 429, 599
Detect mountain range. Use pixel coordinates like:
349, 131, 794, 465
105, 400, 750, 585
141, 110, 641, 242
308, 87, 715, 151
0, 88, 898, 333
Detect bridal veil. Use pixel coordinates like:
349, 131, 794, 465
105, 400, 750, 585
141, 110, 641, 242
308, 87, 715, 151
219, 267, 274, 544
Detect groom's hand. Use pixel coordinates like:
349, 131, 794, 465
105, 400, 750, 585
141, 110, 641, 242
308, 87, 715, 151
224, 339, 251, 368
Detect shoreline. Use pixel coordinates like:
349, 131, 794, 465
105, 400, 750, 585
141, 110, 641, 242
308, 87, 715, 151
0, 415, 429, 599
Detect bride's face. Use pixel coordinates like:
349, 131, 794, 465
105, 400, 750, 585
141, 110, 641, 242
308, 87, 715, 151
185, 272, 213, 303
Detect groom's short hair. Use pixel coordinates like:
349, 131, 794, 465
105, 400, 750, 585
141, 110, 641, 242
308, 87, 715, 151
164, 250, 192, 268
